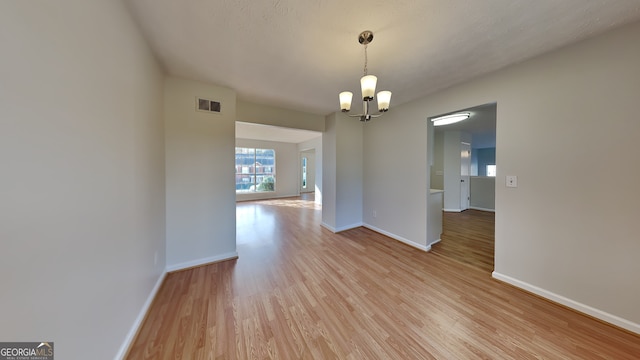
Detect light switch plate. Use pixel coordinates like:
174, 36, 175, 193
506, 175, 518, 188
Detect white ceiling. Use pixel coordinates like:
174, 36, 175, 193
126, 0, 640, 117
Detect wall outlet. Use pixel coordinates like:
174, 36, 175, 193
373, 210, 377, 218
506, 175, 518, 188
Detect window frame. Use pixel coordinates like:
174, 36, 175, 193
235, 147, 276, 193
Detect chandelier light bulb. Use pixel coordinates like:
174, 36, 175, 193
360, 75, 377, 101
377, 91, 392, 112
339, 91, 353, 112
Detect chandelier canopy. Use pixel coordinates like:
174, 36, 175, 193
339, 31, 392, 122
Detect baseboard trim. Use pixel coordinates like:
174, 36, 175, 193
443, 208, 462, 213
115, 270, 167, 360
320, 222, 363, 233
363, 224, 430, 252
236, 193, 300, 202
492, 271, 640, 335
428, 238, 441, 246
469, 206, 495, 212
166, 252, 239, 273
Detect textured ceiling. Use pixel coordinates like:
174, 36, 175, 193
126, 0, 640, 116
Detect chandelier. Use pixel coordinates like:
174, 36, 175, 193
339, 31, 392, 122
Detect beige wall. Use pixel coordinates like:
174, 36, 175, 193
362, 21, 640, 332
237, 99, 325, 132
164, 77, 237, 271
470, 177, 495, 211
0, 1, 166, 359
322, 113, 363, 231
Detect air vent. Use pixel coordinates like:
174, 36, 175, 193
196, 97, 221, 114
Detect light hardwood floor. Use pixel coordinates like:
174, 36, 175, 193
431, 209, 495, 274
126, 196, 640, 359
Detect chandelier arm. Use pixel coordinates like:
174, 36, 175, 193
347, 113, 384, 118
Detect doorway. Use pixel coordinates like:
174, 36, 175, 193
428, 103, 497, 272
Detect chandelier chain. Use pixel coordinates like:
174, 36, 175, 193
363, 44, 368, 76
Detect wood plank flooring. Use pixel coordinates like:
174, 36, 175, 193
126, 197, 640, 359
431, 209, 495, 273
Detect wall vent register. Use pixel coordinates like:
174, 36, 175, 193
196, 97, 221, 113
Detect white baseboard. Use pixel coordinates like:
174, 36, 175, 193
428, 238, 441, 246
166, 251, 239, 273
320, 222, 335, 232
363, 224, 430, 252
236, 193, 299, 202
320, 222, 363, 233
492, 271, 640, 335
443, 208, 462, 212
115, 271, 167, 360
469, 206, 495, 212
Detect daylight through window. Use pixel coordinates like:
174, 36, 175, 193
235, 147, 276, 192
487, 164, 497, 177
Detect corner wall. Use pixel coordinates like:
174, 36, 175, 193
362, 102, 429, 249
0, 1, 166, 359
322, 113, 363, 231
164, 77, 237, 271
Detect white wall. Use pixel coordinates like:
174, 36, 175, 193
236, 139, 299, 201
322, 113, 363, 231
322, 114, 338, 228
470, 177, 496, 211
237, 100, 325, 132
164, 77, 237, 271
430, 130, 445, 190
362, 20, 640, 332
0, 1, 166, 359
362, 104, 429, 250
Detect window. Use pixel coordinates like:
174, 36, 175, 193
487, 165, 497, 177
302, 157, 307, 189
235, 147, 275, 192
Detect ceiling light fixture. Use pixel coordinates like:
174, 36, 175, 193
339, 31, 392, 122
431, 112, 471, 126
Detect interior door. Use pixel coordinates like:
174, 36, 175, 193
460, 142, 471, 211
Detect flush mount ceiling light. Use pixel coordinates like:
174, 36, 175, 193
431, 112, 471, 126
339, 31, 392, 122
